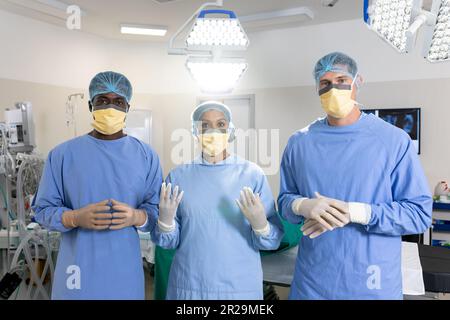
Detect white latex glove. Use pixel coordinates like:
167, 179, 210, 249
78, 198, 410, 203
300, 193, 372, 239
236, 187, 270, 235
109, 199, 147, 230
292, 192, 350, 231
158, 182, 184, 232
313, 192, 372, 225
301, 218, 332, 239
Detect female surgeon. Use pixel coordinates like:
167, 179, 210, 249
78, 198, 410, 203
151, 101, 284, 300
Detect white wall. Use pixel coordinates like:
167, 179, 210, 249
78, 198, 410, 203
0, 10, 195, 95
241, 19, 450, 89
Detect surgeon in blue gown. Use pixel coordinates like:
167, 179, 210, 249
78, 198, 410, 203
32, 71, 162, 299
278, 52, 432, 300
151, 101, 284, 300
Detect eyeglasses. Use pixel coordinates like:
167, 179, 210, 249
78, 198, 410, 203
92, 96, 129, 111
318, 83, 352, 96
318, 77, 353, 91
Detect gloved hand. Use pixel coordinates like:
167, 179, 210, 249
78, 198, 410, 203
158, 182, 184, 232
292, 192, 350, 231
109, 199, 147, 230
62, 200, 112, 230
236, 187, 269, 235
301, 219, 330, 239
300, 193, 372, 239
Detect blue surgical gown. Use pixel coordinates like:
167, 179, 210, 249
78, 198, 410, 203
151, 155, 284, 300
278, 113, 432, 300
32, 134, 163, 299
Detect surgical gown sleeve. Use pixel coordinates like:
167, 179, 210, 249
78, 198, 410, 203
250, 168, 284, 251
150, 173, 181, 249
136, 149, 163, 233
32, 148, 73, 233
277, 139, 305, 225
366, 136, 432, 236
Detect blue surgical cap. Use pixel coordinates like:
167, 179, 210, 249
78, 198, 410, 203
89, 71, 133, 103
191, 101, 234, 136
313, 52, 358, 84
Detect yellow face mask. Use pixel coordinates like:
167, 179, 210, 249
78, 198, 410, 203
319, 84, 356, 119
92, 106, 127, 135
199, 132, 230, 157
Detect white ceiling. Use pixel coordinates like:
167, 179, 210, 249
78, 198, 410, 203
0, 0, 363, 41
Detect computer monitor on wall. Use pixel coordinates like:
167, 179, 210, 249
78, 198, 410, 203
363, 108, 421, 154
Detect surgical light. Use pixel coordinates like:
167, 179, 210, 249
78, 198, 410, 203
168, 1, 249, 94
424, 0, 450, 62
186, 58, 248, 94
367, 0, 422, 53
364, 0, 450, 63
186, 10, 249, 49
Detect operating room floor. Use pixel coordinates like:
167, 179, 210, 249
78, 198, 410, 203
144, 265, 155, 300
271, 286, 290, 300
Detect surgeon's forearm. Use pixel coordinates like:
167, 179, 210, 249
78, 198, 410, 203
134, 209, 148, 227
291, 197, 308, 216
61, 210, 77, 229
251, 216, 284, 251
252, 221, 270, 237
157, 219, 175, 233
367, 200, 432, 235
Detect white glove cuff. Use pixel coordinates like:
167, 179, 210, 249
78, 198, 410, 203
158, 219, 175, 233
348, 202, 372, 225
253, 222, 271, 237
292, 197, 308, 216
137, 215, 148, 229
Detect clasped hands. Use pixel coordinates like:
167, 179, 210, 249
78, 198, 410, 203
295, 192, 351, 239
62, 199, 147, 231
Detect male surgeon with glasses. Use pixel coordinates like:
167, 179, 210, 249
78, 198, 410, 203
33, 71, 163, 299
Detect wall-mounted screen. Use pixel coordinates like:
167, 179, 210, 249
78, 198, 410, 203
363, 108, 421, 154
